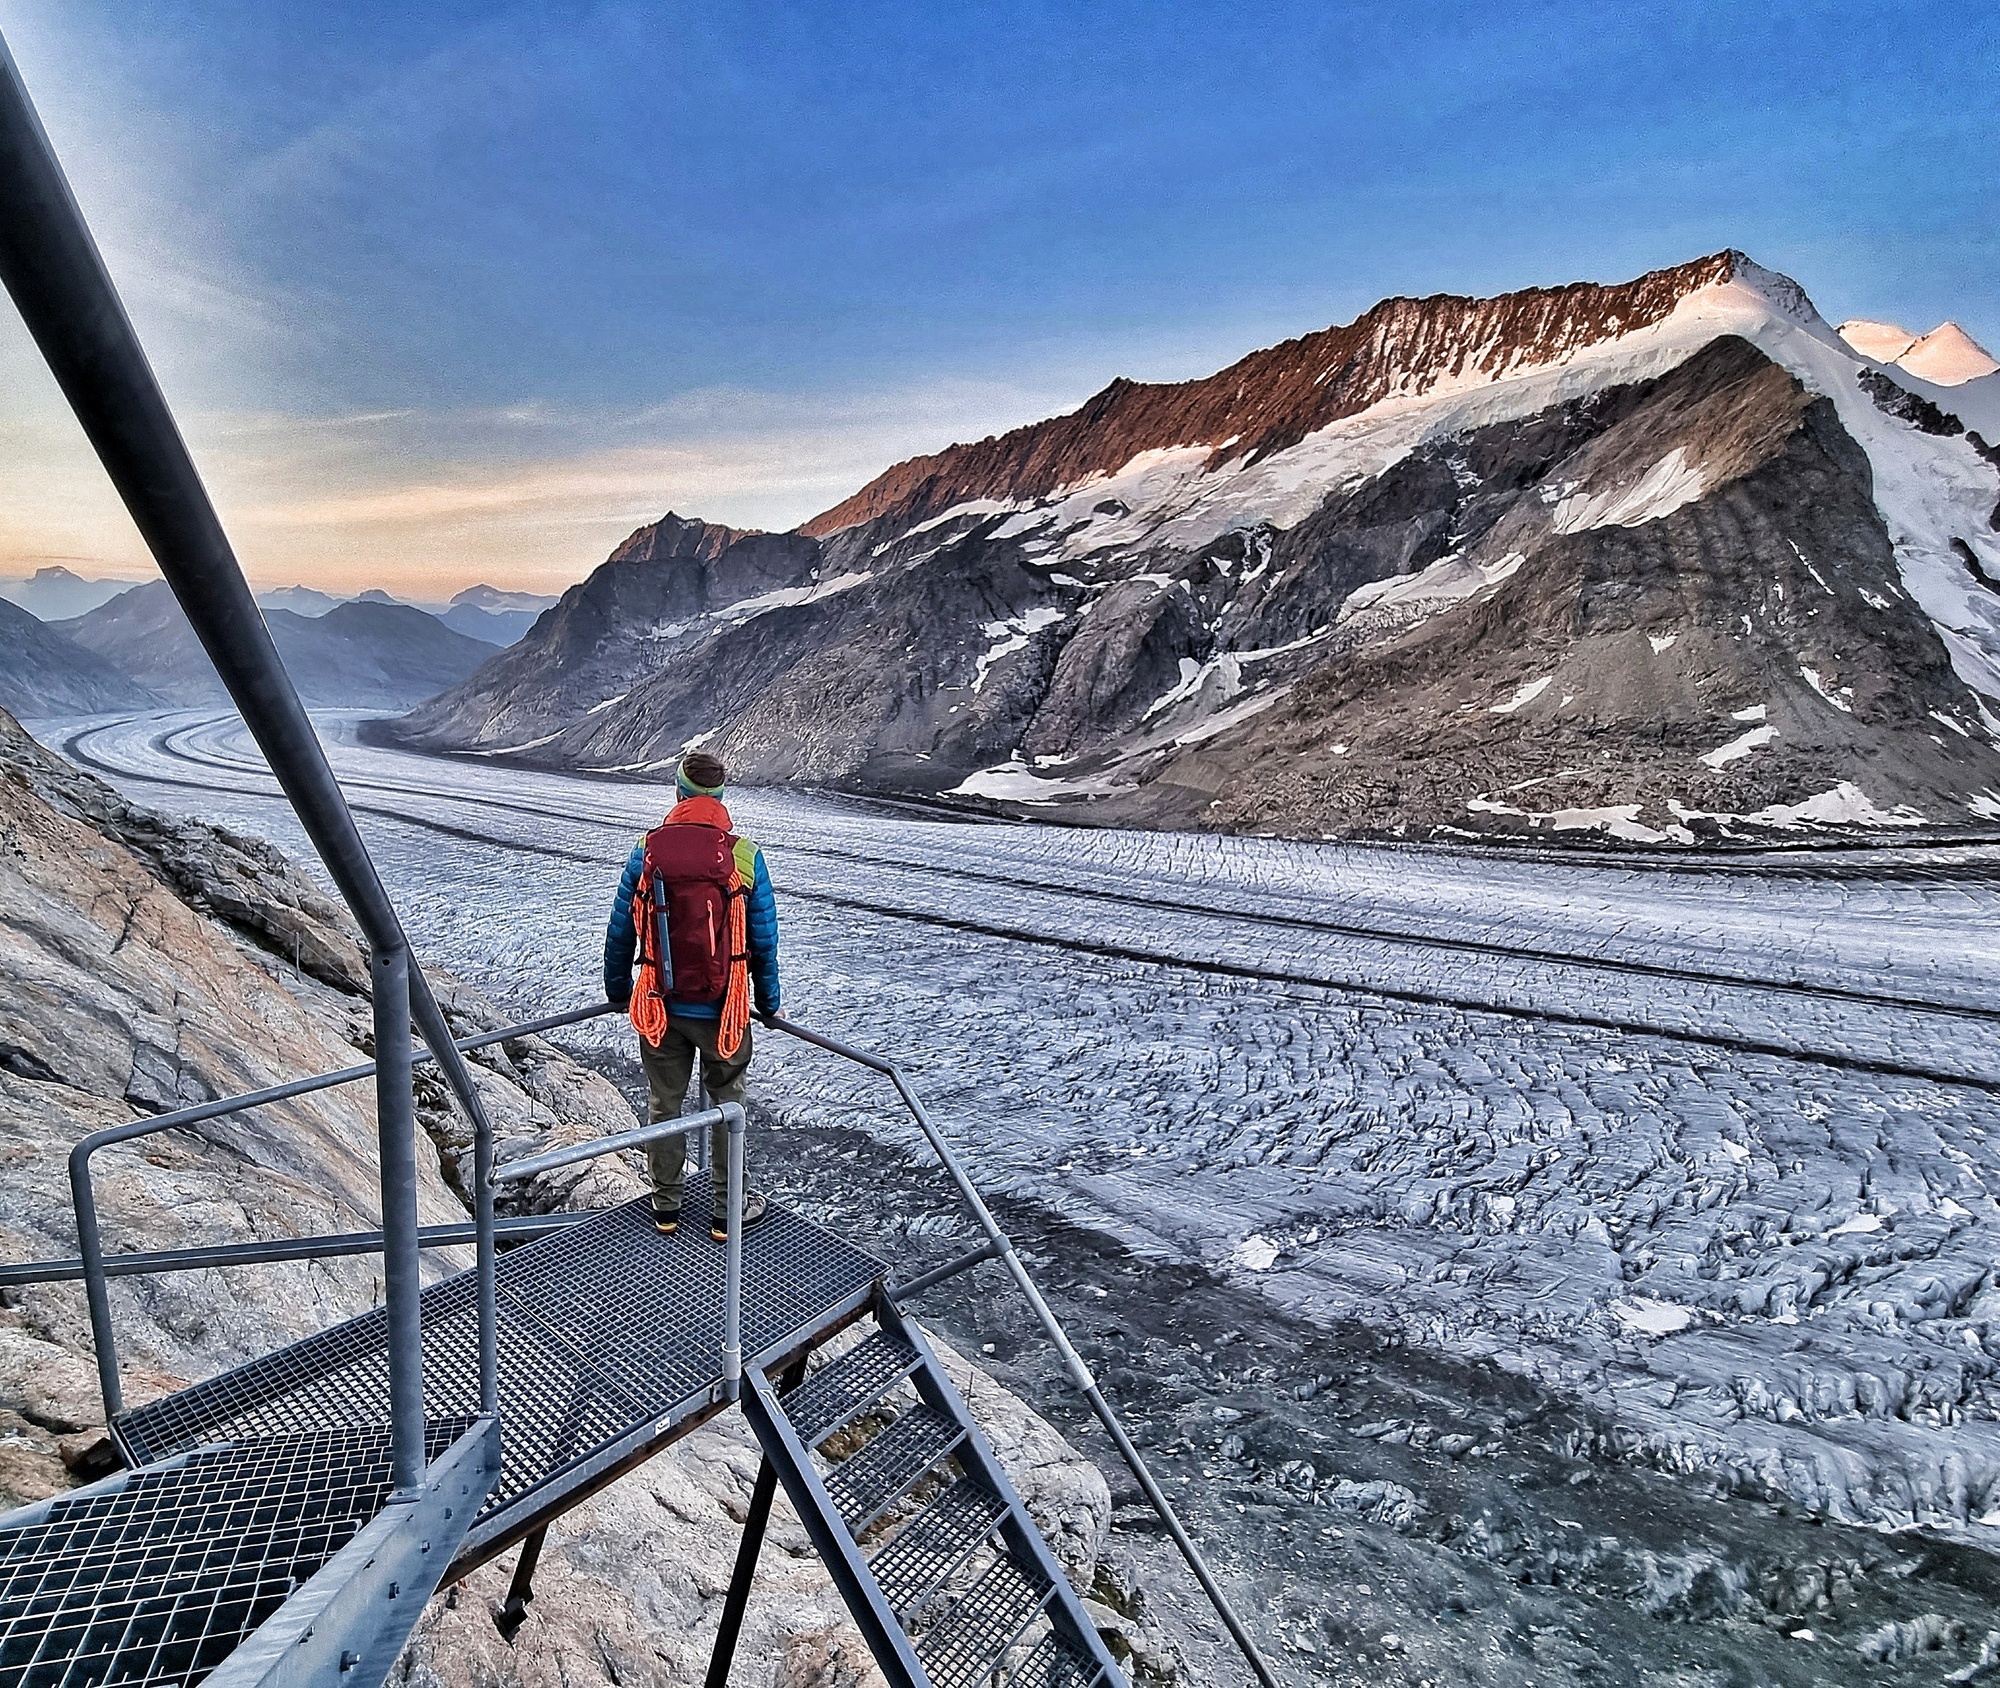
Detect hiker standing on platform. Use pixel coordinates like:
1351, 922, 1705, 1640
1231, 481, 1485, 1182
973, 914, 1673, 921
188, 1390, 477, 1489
603, 750, 781, 1240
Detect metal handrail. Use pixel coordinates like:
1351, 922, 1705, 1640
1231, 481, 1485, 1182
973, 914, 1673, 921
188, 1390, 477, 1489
61, 1002, 615, 1421
0, 1212, 591, 1289
493, 1105, 747, 1398
763, 1012, 1280, 1688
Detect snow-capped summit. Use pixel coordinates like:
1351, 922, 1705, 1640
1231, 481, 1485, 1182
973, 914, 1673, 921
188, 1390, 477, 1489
1840, 317, 1999, 386
393, 252, 2000, 846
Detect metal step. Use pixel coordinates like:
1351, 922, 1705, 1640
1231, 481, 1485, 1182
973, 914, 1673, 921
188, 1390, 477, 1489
822, 1403, 965, 1534
740, 1290, 1128, 1688
914, 1553, 1054, 1688
1009, 1630, 1106, 1688
868, 1475, 1010, 1618
787, 1331, 922, 1447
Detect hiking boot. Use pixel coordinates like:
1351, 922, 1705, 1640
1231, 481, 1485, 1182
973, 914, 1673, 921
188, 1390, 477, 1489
710, 1189, 768, 1242
652, 1204, 680, 1237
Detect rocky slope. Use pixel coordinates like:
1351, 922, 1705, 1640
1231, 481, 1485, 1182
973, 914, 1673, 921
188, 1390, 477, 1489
54, 582, 498, 710
0, 708, 1134, 1683
391, 251, 2000, 845
0, 702, 638, 1507
0, 598, 160, 719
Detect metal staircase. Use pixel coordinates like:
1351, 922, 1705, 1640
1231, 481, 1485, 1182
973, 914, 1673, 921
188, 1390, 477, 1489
740, 1291, 1123, 1688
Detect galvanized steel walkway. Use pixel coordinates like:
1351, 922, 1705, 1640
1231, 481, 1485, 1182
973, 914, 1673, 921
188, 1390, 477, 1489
112, 1199, 883, 1576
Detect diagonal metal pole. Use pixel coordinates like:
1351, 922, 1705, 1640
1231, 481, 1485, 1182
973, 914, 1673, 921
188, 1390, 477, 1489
766, 1016, 1281, 1688
0, 30, 501, 1454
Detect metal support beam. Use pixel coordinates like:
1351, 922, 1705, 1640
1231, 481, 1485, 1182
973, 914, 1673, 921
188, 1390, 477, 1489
493, 1524, 546, 1642
370, 947, 426, 1496
885, 1239, 1001, 1304
702, 1358, 806, 1688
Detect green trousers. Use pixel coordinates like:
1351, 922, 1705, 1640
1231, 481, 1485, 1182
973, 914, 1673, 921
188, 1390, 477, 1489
637, 1013, 751, 1215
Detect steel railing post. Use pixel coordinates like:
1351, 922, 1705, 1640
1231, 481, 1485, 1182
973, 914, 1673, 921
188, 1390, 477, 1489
409, 980, 499, 1417
67, 1144, 122, 1420
370, 946, 426, 1495
721, 1104, 745, 1401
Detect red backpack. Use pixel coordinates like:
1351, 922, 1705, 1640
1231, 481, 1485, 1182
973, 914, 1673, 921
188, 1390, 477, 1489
629, 808, 752, 1055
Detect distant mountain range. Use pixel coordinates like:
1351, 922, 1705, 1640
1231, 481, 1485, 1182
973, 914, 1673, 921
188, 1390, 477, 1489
0, 580, 501, 716
0, 597, 161, 718
390, 249, 2000, 845
0, 565, 147, 621
57, 583, 499, 709
256, 582, 558, 646
0, 569, 557, 651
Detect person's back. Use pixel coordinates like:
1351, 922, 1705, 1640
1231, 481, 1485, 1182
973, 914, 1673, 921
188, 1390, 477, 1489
603, 751, 780, 1238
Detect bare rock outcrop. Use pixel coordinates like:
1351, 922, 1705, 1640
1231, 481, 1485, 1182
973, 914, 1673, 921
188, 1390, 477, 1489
0, 704, 643, 1504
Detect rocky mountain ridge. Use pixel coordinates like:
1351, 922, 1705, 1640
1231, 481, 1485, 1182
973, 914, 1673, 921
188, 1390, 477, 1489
802, 251, 1742, 537
391, 251, 2000, 845
0, 598, 160, 719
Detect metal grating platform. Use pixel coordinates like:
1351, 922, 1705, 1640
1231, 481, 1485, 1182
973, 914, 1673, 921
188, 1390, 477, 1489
113, 1200, 882, 1555
0, 1422, 463, 1688
868, 1477, 1009, 1617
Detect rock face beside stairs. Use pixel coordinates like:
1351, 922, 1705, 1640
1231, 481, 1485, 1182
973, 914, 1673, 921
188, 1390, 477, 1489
0, 704, 642, 1500
0, 708, 1127, 1681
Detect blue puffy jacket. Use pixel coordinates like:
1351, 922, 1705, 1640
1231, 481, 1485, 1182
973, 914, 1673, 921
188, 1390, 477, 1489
604, 823, 780, 1018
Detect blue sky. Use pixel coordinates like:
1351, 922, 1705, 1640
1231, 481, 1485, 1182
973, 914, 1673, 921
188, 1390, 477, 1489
1, 0, 1995, 593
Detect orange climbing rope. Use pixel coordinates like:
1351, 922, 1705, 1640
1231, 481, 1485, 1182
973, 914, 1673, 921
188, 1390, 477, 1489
717, 867, 751, 1060
629, 872, 670, 1046
628, 856, 752, 1058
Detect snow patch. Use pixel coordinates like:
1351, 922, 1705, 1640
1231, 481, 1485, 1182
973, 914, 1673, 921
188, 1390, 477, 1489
1489, 676, 1554, 715
719, 570, 873, 622
970, 606, 1069, 693
1799, 666, 1854, 713
1611, 1297, 1693, 1336
1550, 447, 1708, 534
1672, 782, 1928, 830
1144, 653, 1246, 719
1649, 633, 1678, 654
1699, 724, 1777, 768
1232, 1234, 1282, 1272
